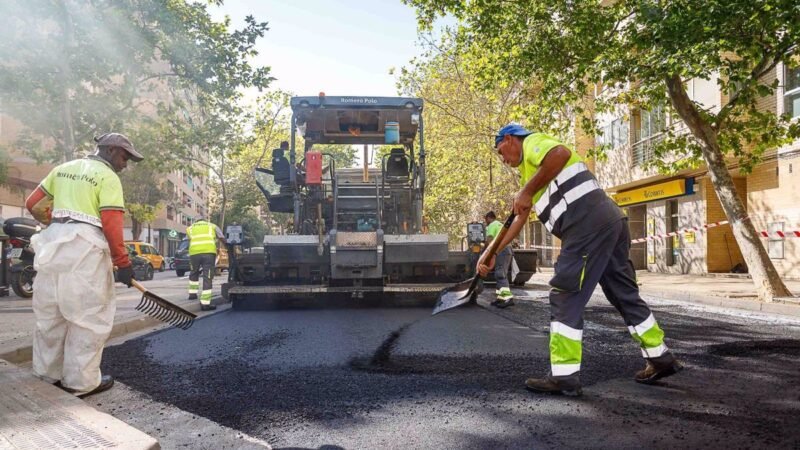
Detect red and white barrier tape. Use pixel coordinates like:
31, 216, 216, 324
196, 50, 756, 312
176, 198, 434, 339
523, 219, 800, 251
759, 230, 800, 238
630, 220, 729, 244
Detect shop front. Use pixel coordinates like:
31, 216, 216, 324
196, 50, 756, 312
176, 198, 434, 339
614, 177, 710, 274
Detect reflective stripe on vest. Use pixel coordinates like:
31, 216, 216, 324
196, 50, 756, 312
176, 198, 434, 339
533, 162, 602, 233
188, 222, 217, 255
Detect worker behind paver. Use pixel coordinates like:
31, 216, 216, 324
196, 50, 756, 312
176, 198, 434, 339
186, 217, 226, 310
478, 123, 683, 396
484, 211, 514, 308
24, 133, 143, 398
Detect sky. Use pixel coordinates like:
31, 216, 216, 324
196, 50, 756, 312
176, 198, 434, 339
208, 0, 426, 98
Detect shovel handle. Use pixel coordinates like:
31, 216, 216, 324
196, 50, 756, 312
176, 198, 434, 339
482, 212, 517, 263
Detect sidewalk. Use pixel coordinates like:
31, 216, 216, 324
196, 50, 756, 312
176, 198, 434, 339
527, 269, 800, 317
0, 275, 224, 449
0, 359, 159, 449
0, 274, 223, 363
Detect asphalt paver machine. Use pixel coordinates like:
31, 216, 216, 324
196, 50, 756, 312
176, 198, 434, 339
224, 95, 536, 308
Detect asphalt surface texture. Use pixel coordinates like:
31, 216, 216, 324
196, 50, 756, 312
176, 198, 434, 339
101, 288, 800, 449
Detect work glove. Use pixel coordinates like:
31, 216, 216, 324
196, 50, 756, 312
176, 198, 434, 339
116, 265, 135, 288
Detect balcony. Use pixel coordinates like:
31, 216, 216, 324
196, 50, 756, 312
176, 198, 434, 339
631, 130, 665, 167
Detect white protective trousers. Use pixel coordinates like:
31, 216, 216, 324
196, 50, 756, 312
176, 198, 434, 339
31, 222, 116, 394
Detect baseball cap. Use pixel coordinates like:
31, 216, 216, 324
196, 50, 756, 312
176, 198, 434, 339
94, 133, 144, 162
494, 123, 532, 147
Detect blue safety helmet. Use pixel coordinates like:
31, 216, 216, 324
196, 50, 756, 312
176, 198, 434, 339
494, 123, 532, 147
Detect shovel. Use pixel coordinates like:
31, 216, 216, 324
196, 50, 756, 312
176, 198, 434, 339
131, 279, 197, 330
432, 212, 516, 315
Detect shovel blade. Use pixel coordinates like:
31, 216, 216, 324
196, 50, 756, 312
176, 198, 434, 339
432, 277, 480, 315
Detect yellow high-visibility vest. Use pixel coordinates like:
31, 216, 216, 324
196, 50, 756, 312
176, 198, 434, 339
187, 221, 217, 255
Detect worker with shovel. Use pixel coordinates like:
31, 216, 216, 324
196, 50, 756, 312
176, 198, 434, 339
25, 133, 143, 398
478, 124, 682, 396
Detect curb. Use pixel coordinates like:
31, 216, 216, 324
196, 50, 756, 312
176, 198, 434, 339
524, 282, 800, 318
0, 295, 226, 365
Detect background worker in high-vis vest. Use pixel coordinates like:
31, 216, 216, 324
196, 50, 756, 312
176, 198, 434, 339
478, 123, 683, 396
186, 217, 225, 310
484, 211, 514, 308
24, 132, 143, 398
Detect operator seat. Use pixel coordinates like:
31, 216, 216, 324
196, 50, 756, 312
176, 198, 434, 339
385, 148, 409, 181
272, 148, 291, 186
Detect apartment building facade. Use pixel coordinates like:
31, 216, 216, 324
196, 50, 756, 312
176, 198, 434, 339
586, 65, 800, 279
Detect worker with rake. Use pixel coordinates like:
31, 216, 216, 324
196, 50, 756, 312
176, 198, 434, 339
478, 124, 682, 396
25, 133, 143, 398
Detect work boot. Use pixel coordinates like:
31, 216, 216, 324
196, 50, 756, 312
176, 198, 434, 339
60, 375, 115, 398
188, 293, 198, 300
525, 373, 582, 396
494, 288, 514, 308
201, 304, 217, 311
635, 352, 684, 384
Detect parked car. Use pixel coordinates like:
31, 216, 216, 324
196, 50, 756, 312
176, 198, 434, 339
173, 238, 229, 277
114, 249, 154, 282
125, 241, 166, 272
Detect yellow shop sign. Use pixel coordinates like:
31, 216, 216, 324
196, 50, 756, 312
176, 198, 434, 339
613, 178, 694, 206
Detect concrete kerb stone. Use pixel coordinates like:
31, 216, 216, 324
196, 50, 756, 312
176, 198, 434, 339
523, 282, 800, 318
0, 359, 160, 450
0, 295, 225, 365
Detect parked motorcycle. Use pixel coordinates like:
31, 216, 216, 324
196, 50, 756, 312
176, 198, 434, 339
3, 217, 41, 298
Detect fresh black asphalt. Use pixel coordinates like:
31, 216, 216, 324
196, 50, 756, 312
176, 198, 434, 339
102, 290, 800, 449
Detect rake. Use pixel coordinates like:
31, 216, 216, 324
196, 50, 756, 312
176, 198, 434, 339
131, 280, 197, 330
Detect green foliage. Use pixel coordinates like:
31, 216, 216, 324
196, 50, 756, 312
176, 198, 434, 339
395, 31, 552, 244
404, 0, 800, 174
225, 210, 268, 249
207, 91, 291, 228
119, 156, 168, 240
310, 144, 357, 170
0, 0, 273, 170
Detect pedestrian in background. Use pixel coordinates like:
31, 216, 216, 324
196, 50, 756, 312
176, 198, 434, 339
484, 211, 514, 308
478, 123, 682, 396
25, 133, 143, 398
186, 217, 226, 310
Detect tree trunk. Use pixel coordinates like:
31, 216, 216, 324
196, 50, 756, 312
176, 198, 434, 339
59, 0, 75, 162
665, 75, 792, 302
218, 153, 227, 229
131, 218, 142, 241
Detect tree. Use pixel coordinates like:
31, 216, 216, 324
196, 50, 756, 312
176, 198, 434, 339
119, 158, 168, 241
394, 31, 553, 245
0, 0, 272, 164
214, 210, 268, 249
406, 0, 799, 301
310, 144, 357, 169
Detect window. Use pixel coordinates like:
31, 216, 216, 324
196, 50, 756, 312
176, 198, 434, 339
768, 222, 784, 259
633, 106, 666, 166
599, 118, 629, 149
166, 205, 175, 220
638, 106, 666, 140
666, 200, 678, 267
784, 66, 800, 119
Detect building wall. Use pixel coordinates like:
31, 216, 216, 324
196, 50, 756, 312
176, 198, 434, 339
704, 176, 747, 273
748, 150, 800, 278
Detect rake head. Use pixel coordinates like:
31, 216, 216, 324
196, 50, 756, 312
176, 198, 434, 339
135, 291, 196, 330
